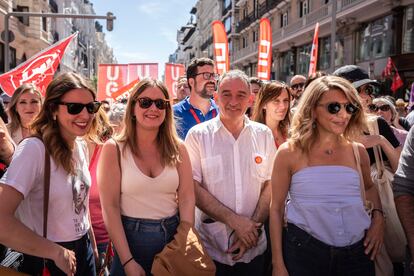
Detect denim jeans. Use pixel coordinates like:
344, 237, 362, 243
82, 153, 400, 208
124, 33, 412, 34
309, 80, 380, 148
283, 223, 374, 276
214, 253, 265, 276
110, 214, 179, 276
20, 234, 96, 276
405, 246, 414, 276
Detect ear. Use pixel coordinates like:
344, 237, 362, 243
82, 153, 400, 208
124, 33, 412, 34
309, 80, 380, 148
188, 78, 195, 91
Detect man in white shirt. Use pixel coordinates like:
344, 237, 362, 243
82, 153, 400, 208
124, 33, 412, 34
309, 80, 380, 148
185, 70, 276, 275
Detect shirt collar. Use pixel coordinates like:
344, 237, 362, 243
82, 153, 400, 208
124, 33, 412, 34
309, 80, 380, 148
215, 115, 251, 134
184, 96, 218, 113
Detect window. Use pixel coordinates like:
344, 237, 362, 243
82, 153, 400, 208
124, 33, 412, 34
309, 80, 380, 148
0, 43, 17, 73
243, 8, 247, 19
279, 50, 294, 80
297, 44, 312, 75
224, 16, 231, 33
15, 6, 29, 26
242, 36, 247, 48
357, 15, 395, 61
318, 37, 344, 70
299, 0, 309, 18
403, 5, 414, 53
224, 0, 231, 9
280, 12, 288, 27
42, 16, 47, 31
252, 30, 258, 43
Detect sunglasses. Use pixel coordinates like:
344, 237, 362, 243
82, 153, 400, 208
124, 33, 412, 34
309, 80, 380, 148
357, 85, 374, 96
318, 102, 359, 115
136, 97, 169, 110
291, 83, 305, 90
58, 101, 101, 115
194, 72, 220, 80
368, 104, 391, 112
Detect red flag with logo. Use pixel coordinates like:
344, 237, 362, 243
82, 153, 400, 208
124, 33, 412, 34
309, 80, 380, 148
382, 57, 404, 93
127, 63, 158, 82
382, 57, 393, 78
0, 32, 77, 96
97, 64, 129, 100
165, 63, 185, 99
308, 23, 319, 77
212, 20, 229, 75
110, 78, 140, 101
391, 71, 403, 93
257, 18, 272, 80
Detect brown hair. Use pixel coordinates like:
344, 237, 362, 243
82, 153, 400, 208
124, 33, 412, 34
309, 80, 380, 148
118, 78, 181, 167
8, 83, 42, 134
85, 107, 113, 144
252, 82, 291, 137
31, 72, 97, 174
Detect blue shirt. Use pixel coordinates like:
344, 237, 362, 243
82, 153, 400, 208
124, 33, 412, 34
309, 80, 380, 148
173, 96, 219, 140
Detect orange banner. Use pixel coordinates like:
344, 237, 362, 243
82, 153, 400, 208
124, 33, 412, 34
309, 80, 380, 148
127, 63, 158, 82
308, 22, 319, 76
165, 63, 185, 99
257, 18, 272, 80
110, 79, 140, 101
212, 20, 229, 75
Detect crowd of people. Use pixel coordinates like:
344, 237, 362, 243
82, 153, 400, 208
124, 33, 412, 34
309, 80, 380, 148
0, 57, 413, 276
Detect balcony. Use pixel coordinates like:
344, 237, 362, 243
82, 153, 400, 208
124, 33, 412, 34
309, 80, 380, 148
232, 41, 258, 62
236, 12, 257, 33
258, 0, 283, 18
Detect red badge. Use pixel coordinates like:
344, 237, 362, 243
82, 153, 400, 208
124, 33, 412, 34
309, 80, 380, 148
255, 156, 262, 164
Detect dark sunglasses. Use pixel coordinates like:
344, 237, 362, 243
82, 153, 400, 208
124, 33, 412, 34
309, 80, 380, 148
318, 102, 359, 115
368, 104, 391, 112
136, 97, 169, 110
58, 101, 101, 115
291, 83, 305, 90
357, 85, 374, 96
194, 72, 219, 80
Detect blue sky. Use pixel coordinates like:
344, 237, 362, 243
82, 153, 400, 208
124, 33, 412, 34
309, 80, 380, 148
93, 0, 196, 78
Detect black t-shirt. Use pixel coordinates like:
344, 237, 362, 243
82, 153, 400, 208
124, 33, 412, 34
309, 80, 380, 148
367, 117, 400, 165
399, 117, 412, 131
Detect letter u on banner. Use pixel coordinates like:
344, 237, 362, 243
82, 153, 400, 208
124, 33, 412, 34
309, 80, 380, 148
257, 18, 272, 80
165, 63, 185, 99
212, 20, 229, 75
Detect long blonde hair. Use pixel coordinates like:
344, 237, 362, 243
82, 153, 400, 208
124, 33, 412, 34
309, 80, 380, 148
8, 83, 42, 133
289, 75, 366, 154
31, 73, 97, 174
117, 78, 181, 167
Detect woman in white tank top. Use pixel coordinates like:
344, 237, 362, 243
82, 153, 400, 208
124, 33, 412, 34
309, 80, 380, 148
98, 79, 195, 276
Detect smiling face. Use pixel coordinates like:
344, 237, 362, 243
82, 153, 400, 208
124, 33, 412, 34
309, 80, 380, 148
218, 77, 251, 122
264, 88, 290, 124
190, 65, 216, 99
15, 91, 42, 126
314, 88, 354, 136
55, 88, 95, 143
134, 86, 167, 131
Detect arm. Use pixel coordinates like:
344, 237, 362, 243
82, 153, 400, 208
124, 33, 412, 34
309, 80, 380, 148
251, 180, 271, 223
269, 144, 291, 276
176, 143, 195, 225
358, 145, 385, 260
0, 185, 76, 275
396, 195, 414, 259
97, 140, 145, 276
0, 117, 14, 164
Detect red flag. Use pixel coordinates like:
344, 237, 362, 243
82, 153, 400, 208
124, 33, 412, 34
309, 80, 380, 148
127, 63, 158, 82
110, 78, 140, 101
165, 63, 185, 99
308, 23, 319, 76
257, 18, 272, 80
97, 64, 129, 101
212, 20, 229, 75
0, 32, 77, 96
382, 57, 393, 78
391, 71, 403, 93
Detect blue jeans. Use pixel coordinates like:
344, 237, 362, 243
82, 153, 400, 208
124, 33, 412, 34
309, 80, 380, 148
111, 214, 179, 276
214, 253, 265, 276
283, 223, 374, 276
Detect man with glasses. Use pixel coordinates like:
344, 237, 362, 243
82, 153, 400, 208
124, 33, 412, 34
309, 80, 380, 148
289, 75, 306, 101
185, 70, 276, 275
173, 58, 219, 139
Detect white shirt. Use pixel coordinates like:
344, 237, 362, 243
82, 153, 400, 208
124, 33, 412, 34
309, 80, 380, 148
185, 116, 277, 265
0, 138, 91, 242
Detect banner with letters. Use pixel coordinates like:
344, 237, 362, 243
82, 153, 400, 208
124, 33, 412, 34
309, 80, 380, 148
257, 18, 272, 80
97, 63, 158, 100
0, 32, 77, 96
212, 20, 229, 75
308, 22, 319, 76
165, 63, 185, 99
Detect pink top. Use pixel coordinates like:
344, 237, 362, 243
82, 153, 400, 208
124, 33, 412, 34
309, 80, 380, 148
88, 145, 109, 245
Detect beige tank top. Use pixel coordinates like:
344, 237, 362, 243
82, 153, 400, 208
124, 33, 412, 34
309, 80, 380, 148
119, 143, 179, 219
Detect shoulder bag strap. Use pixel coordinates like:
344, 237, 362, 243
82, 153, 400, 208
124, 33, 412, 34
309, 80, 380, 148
352, 142, 367, 205
114, 139, 122, 179
43, 145, 51, 238
370, 118, 385, 178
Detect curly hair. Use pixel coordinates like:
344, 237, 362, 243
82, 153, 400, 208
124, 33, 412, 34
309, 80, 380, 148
31, 72, 97, 174
118, 78, 181, 167
289, 75, 366, 154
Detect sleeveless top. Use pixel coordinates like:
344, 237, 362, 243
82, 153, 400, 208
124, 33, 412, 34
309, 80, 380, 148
119, 143, 179, 219
286, 166, 371, 247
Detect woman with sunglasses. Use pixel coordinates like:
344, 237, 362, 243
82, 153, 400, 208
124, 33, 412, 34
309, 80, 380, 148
270, 76, 384, 276
252, 81, 291, 148
0, 72, 101, 275
7, 83, 42, 144
98, 78, 194, 276
371, 97, 410, 146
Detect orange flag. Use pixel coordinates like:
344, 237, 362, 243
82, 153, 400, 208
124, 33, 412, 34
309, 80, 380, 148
308, 22, 319, 76
165, 63, 185, 99
97, 64, 129, 101
257, 18, 272, 80
110, 78, 140, 101
212, 20, 229, 75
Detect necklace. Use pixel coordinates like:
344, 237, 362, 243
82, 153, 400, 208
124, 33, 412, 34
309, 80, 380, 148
325, 149, 334, 155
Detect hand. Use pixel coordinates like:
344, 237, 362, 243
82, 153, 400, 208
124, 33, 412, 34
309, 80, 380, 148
230, 215, 261, 248
124, 259, 146, 276
226, 238, 247, 261
54, 247, 76, 276
356, 135, 384, 149
364, 215, 385, 260
272, 264, 289, 276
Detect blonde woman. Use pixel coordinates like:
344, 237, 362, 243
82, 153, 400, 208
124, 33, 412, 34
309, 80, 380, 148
270, 76, 384, 276
98, 79, 195, 276
0, 73, 101, 275
252, 82, 291, 148
7, 83, 42, 144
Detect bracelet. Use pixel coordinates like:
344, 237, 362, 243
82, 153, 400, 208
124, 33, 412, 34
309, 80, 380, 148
122, 257, 134, 268
371, 208, 385, 218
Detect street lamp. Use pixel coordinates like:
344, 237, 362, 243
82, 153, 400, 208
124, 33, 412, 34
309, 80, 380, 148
3, 11, 116, 72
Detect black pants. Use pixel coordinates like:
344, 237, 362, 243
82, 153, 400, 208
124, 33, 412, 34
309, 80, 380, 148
283, 223, 375, 276
214, 253, 265, 276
